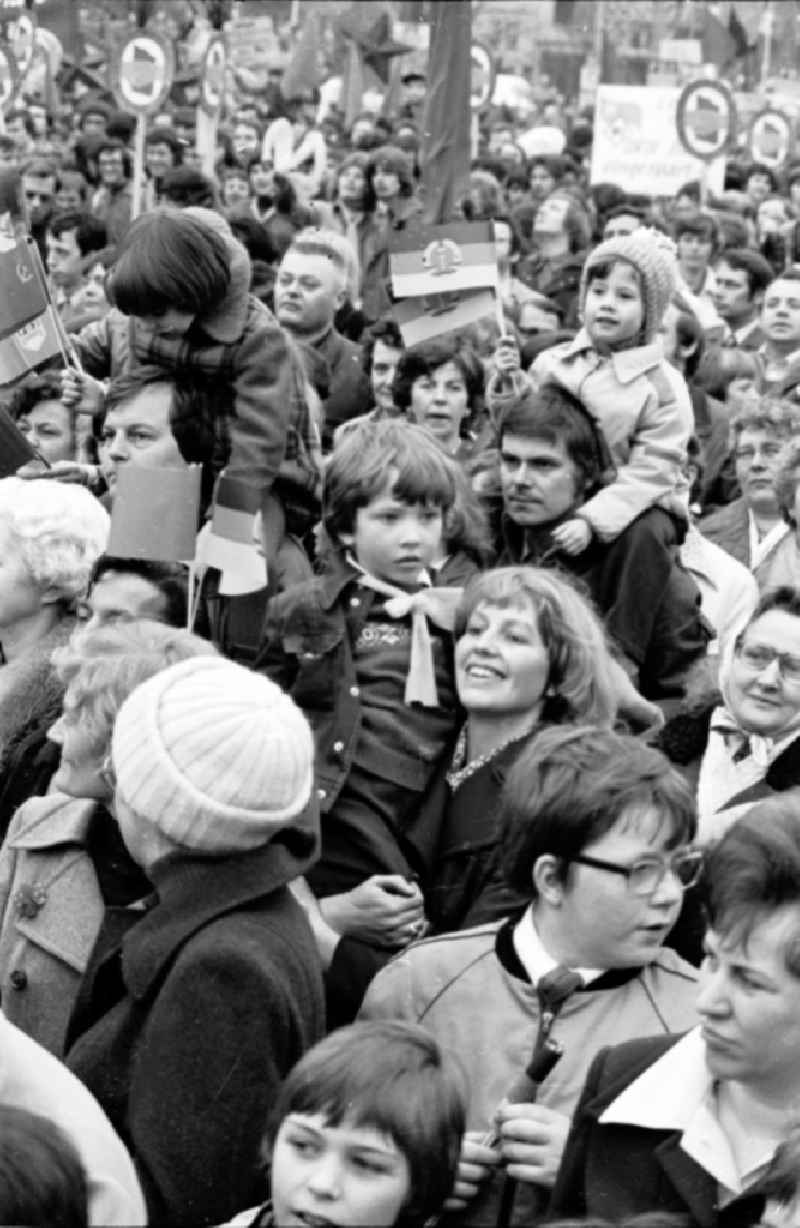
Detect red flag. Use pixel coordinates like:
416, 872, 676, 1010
0, 406, 36, 476
420, 1, 471, 225
0, 236, 48, 341
281, 9, 323, 100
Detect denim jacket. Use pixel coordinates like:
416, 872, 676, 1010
256, 554, 472, 816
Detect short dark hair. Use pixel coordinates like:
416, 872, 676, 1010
501, 725, 696, 897
0, 1105, 88, 1228
605, 202, 646, 223
107, 210, 230, 318
715, 247, 774, 299
324, 418, 456, 546
367, 144, 414, 196
676, 179, 701, 203
47, 209, 107, 257
94, 139, 132, 176
705, 793, 800, 976
7, 370, 65, 420
145, 125, 184, 160
159, 167, 219, 210
89, 556, 188, 628
393, 338, 484, 416
748, 161, 778, 190
674, 211, 719, 248
497, 383, 611, 503
361, 316, 403, 377
266, 1021, 467, 1228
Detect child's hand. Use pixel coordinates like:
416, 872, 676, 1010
494, 1102, 571, 1188
444, 1133, 501, 1210
551, 517, 592, 555
61, 368, 104, 416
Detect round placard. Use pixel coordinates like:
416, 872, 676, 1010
199, 34, 226, 116
0, 43, 17, 114
749, 107, 793, 171
114, 32, 175, 115
676, 78, 736, 162
470, 42, 495, 112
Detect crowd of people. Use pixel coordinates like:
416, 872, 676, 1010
1, 12, 800, 1228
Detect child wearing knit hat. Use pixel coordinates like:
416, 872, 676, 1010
529, 226, 693, 554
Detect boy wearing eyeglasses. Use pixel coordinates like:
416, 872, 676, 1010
552, 795, 800, 1227
360, 726, 701, 1228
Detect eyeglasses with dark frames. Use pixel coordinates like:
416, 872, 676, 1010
570, 848, 704, 897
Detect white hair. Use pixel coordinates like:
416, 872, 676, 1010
0, 478, 109, 604
286, 227, 358, 300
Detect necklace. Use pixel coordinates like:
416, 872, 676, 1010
446, 720, 539, 791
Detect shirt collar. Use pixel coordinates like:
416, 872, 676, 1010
598, 1027, 778, 1199
561, 327, 663, 382
512, 906, 602, 987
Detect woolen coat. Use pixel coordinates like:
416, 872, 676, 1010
65, 839, 326, 1228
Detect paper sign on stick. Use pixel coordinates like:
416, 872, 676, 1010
0, 406, 36, 476
107, 465, 201, 563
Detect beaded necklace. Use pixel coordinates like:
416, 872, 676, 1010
446, 719, 540, 791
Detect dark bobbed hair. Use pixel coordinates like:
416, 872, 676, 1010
393, 337, 485, 419
497, 383, 611, 503
367, 144, 414, 196
455, 567, 618, 726
674, 211, 719, 250
94, 138, 132, 177
106, 209, 230, 319
0, 1105, 88, 1228
144, 125, 184, 161
361, 315, 404, 377
500, 725, 696, 897
7, 369, 66, 419
323, 418, 456, 547
89, 555, 188, 629
704, 793, 800, 976
747, 161, 779, 191
265, 1021, 468, 1228
334, 151, 376, 213
715, 247, 774, 299
159, 167, 220, 210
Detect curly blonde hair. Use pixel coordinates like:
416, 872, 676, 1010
0, 478, 108, 605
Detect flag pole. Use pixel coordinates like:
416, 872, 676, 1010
131, 112, 147, 222
26, 237, 84, 373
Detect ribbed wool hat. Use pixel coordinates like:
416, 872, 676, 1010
580, 226, 677, 344
111, 657, 316, 855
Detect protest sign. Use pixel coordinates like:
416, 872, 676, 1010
0, 405, 35, 477
676, 79, 737, 161
107, 465, 201, 564
749, 107, 793, 171
591, 84, 726, 196
390, 222, 497, 299
113, 31, 175, 224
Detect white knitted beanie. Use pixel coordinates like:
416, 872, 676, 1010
111, 657, 316, 855
580, 226, 678, 343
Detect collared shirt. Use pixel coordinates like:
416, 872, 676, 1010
759, 342, 800, 386
698, 706, 800, 842
748, 509, 789, 573
512, 905, 601, 987
680, 524, 758, 655
600, 1027, 784, 1206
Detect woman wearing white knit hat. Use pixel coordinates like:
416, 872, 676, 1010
65, 656, 325, 1228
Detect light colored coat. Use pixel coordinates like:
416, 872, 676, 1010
0, 793, 103, 1056
532, 329, 692, 541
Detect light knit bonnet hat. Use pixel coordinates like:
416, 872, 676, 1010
111, 657, 316, 855
580, 226, 678, 344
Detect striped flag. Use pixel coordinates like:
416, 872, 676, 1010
196, 473, 266, 596
393, 288, 497, 347
420, 0, 471, 224
389, 222, 498, 299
